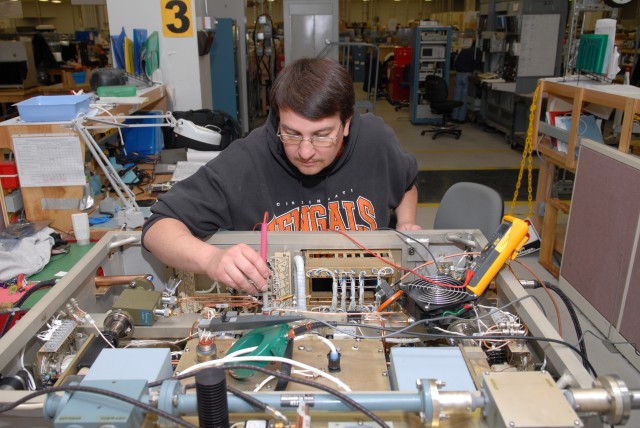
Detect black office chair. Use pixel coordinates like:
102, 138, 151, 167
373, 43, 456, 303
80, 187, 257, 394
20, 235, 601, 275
420, 75, 463, 140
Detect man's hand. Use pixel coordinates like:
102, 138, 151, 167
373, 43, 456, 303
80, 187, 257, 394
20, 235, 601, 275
396, 223, 422, 231
202, 244, 271, 294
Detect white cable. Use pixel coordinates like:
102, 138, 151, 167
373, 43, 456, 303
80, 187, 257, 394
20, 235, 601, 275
179, 354, 351, 391
348, 275, 356, 311
291, 369, 317, 378
85, 314, 115, 349
293, 333, 338, 354
90, 104, 127, 157
20, 348, 36, 390
253, 375, 276, 392
340, 275, 346, 312
224, 346, 258, 359
358, 271, 365, 307
433, 326, 467, 337
383, 337, 422, 344
195, 281, 219, 294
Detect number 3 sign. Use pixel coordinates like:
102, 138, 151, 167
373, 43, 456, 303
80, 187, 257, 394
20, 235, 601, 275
161, 0, 194, 37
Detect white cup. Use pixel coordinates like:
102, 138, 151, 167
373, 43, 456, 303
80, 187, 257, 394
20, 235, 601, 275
71, 213, 90, 246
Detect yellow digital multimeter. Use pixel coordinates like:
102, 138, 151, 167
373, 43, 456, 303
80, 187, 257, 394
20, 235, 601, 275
465, 215, 529, 296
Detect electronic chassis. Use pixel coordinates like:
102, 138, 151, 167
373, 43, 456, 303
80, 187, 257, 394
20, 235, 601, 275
0, 227, 636, 428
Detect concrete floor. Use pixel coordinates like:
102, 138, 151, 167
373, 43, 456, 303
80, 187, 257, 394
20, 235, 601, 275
371, 94, 539, 228
368, 93, 640, 425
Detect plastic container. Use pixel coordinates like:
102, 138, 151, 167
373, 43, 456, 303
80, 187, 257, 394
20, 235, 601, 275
97, 85, 137, 97
15, 94, 93, 122
122, 110, 164, 156
0, 162, 19, 190
72, 71, 86, 84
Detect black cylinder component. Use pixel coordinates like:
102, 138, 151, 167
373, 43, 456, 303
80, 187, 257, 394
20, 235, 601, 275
327, 351, 341, 372
196, 367, 229, 428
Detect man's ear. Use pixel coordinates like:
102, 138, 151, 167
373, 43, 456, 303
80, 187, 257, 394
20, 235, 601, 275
343, 117, 353, 137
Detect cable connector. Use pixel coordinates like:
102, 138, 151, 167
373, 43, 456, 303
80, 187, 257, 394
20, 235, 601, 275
463, 269, 475, 286
519, 279, 539, 289
265, 405, 289, 426
84, 313, 95, 325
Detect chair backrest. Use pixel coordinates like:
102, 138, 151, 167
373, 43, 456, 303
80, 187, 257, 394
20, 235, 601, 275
424, 75, 449, 105
433, 182, 504, 240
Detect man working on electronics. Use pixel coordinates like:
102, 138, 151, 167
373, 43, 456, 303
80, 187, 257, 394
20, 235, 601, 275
142, 57, 420, 294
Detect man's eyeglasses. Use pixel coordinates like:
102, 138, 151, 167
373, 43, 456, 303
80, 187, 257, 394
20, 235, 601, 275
277, 123, 343, 148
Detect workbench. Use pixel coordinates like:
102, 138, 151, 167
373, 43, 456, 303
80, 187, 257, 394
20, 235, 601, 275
0, 85, 167, 235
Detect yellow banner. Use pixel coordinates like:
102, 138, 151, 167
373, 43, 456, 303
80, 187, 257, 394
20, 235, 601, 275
161, 0, 193, 38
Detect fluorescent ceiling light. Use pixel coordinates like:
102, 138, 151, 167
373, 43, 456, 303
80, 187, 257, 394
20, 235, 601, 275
52, 0, 62, 3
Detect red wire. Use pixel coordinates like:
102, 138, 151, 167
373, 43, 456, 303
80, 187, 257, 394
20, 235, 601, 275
260, 211, 268, 262
328, 229, 468, 289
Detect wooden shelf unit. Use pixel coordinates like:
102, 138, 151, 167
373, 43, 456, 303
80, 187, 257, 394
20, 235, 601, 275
0, 85, 167, 234
532, 78, 640, 277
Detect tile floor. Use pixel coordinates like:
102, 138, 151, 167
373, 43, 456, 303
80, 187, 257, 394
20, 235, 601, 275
368, 94, 640, 424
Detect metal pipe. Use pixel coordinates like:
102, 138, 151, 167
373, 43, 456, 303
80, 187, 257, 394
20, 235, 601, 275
568, 389, 614, 413
174, 392, 424, 414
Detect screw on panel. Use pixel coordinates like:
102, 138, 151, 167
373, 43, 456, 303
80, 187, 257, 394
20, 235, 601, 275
382, 371, 388, 377
435, 380, 446, 389
419, 412, 426, 423
416, 379, 423, 389
509, 422, 515, 427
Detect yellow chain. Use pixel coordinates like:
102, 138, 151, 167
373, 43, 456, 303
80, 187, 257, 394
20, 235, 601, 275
508, 82, 540, 218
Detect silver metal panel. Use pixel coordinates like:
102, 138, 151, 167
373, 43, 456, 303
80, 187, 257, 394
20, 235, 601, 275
284, 0, 339, 65
483, 372, 581, 428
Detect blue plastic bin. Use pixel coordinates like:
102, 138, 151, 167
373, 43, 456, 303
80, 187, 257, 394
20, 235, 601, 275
72, 71, 86, 84
122, 111, 164, 156
15, 94, 93, 122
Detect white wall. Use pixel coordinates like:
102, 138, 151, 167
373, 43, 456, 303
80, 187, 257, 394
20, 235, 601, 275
106, 0, 204, 111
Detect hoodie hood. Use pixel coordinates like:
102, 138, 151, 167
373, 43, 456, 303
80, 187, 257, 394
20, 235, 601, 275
265, 110, 361, 184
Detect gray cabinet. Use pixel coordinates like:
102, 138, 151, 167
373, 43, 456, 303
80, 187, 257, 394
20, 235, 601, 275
410, 26, 452, 125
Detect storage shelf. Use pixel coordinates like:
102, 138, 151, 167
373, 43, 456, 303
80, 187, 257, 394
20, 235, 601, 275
532, 78, 640, 276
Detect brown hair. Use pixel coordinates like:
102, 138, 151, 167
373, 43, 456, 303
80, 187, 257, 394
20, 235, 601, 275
269, 57, 355, 123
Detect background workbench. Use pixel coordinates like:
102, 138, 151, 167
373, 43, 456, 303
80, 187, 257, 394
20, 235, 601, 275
0, 85, 167, 235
